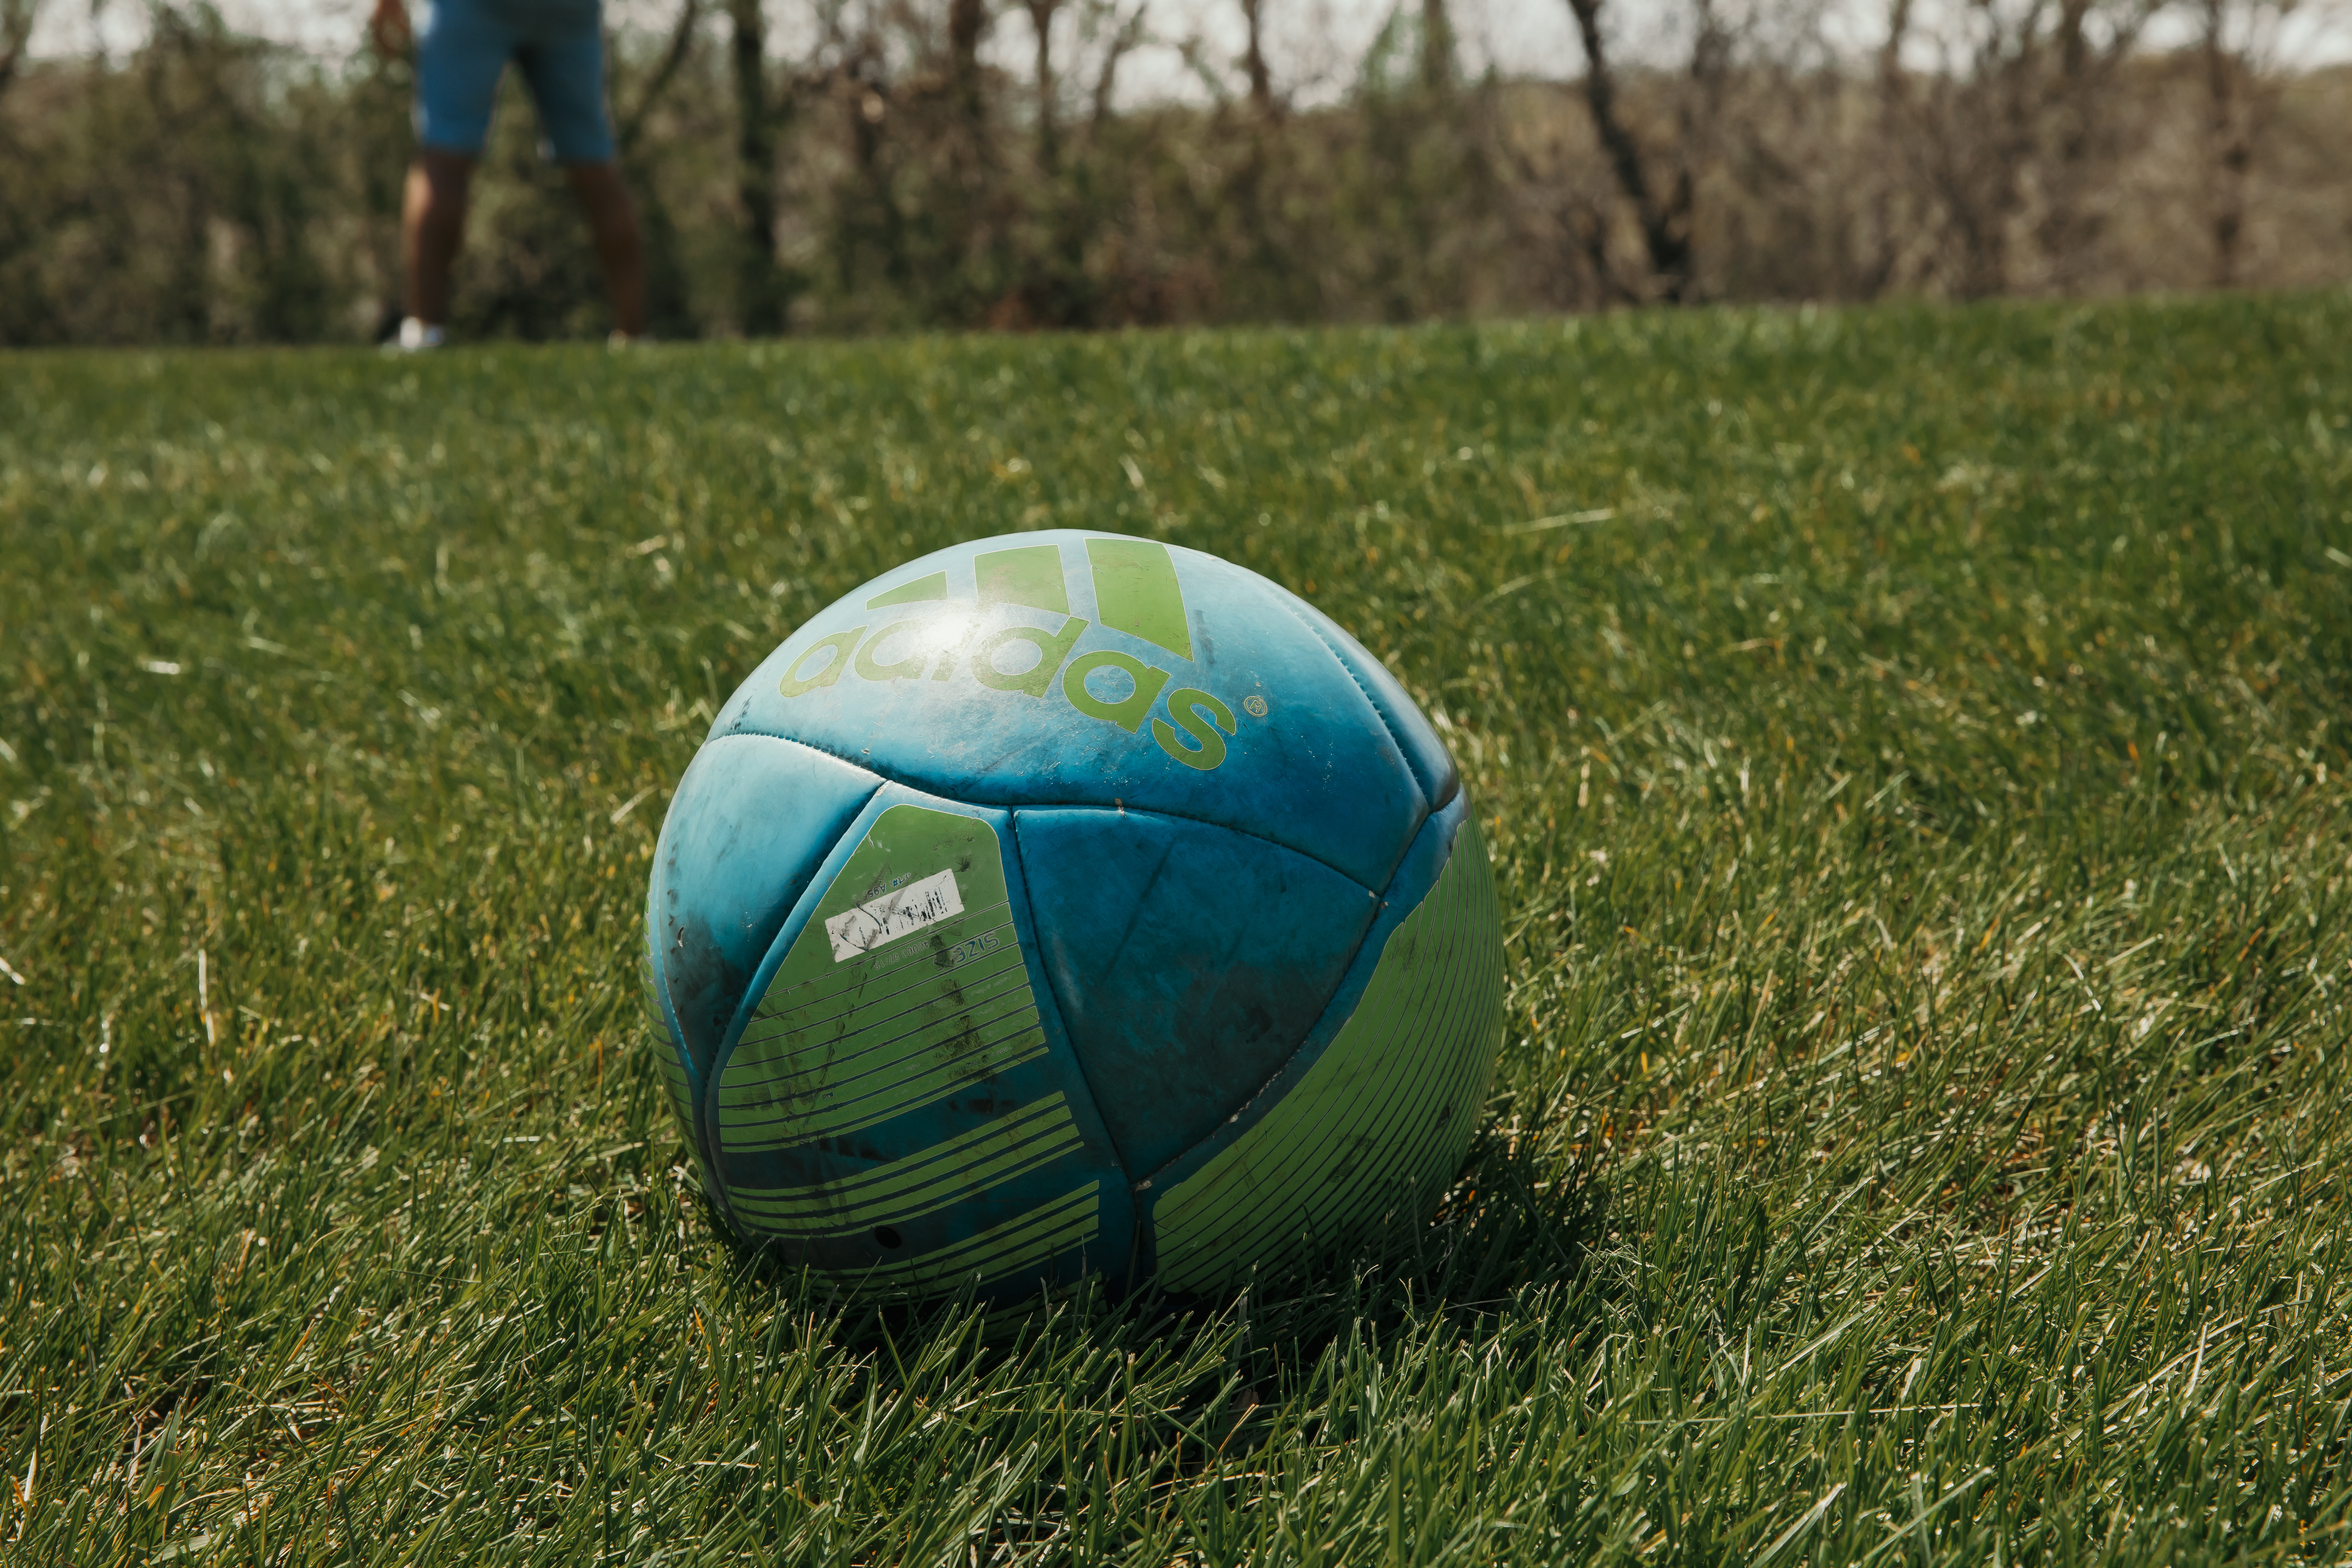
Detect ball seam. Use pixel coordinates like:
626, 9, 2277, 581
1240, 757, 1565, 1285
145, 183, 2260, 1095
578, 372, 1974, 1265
714, 720, 1389, 896
1268, 596, 1435, 816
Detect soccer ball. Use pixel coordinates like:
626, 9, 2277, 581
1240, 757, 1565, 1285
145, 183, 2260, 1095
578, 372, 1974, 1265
643, 531, 1502, 1304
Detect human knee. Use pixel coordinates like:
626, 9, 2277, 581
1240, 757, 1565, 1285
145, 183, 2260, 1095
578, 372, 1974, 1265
569, 165, 638, 232
409, 153, 476, 221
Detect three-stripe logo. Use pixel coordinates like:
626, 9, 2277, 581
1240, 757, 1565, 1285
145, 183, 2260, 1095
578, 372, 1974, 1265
775, 537, 1247, 771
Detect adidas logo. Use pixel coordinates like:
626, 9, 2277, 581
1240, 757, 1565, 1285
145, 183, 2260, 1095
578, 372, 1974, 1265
776, 538, 1249, 771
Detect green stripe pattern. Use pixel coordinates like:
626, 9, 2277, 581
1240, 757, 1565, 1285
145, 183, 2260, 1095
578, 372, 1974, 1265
1149, 816, 1503, 1294
729, 1092, 1082, 1236
718, 897, 1047, 1149
975, 545, 1069, 614
866, 570, 948, 608
1085, 537, 1193, 660
714, 804, 1094, 1297
855, 1182, 1101, 1293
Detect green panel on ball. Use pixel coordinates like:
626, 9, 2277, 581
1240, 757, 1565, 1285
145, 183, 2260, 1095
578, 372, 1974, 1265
855, 1181, 1102, 1294
727, 1093, 1084, 1236
866, 571, 950, 608
1149, 817, 1503, 1295
975, 545, 1069, 614
709, 798, 1132, 1300
719, 805, 1048, 1148
1084, 537, 1194, 660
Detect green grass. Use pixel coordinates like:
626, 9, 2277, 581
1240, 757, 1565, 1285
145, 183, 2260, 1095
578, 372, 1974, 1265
2, 294, 2350, 1566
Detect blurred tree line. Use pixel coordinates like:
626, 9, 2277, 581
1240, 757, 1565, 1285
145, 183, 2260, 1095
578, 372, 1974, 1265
1, 0, 2346, 344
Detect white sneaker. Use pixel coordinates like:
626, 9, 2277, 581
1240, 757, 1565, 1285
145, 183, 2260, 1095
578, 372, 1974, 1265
395, 317, 447, 351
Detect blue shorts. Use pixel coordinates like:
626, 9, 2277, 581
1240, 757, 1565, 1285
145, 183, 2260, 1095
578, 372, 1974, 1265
414, 0, 616, 164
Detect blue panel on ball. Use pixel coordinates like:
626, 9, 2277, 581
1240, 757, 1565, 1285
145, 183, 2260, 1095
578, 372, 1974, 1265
709, 532, 1428, 892
1283, 598, 1460, 813
1129, 787, 1476, 1195
1013, 806, 1379, 1178
705, 785, 1138, 1302
647, 733, 883, 1087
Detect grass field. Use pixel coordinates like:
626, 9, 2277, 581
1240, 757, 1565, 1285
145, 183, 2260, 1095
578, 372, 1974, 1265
2, 294, 2350, 1565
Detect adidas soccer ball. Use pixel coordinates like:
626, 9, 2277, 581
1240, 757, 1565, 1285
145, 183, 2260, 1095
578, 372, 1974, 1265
644, 531, 1501, 1304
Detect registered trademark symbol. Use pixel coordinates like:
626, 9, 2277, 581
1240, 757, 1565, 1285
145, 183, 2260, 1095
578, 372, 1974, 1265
1242, 695, 1268, 718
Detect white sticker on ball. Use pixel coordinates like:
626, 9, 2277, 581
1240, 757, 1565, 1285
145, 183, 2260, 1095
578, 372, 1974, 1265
825, 869, 964, 962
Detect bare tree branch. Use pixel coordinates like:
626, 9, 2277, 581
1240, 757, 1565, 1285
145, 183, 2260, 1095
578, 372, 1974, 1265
1087, 0, 1147, 133
949, 0, 990, 131
1239, 0, 1273, 115
729, 0, 788, 332
2196, 0, 2308, 287
0, 0, 41, 102
1859, 0, 1914, 294
1022, 0, 1063, 173
1562, 0, 1694, 301
1421, 0, 1455, 92
618, 0, 705, 156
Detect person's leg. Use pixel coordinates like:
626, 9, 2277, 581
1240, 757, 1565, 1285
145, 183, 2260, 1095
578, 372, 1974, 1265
516, 13, 646, 338
405, 0, 511, 338
566, 163, 647, 338
403, 149, 477, 330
